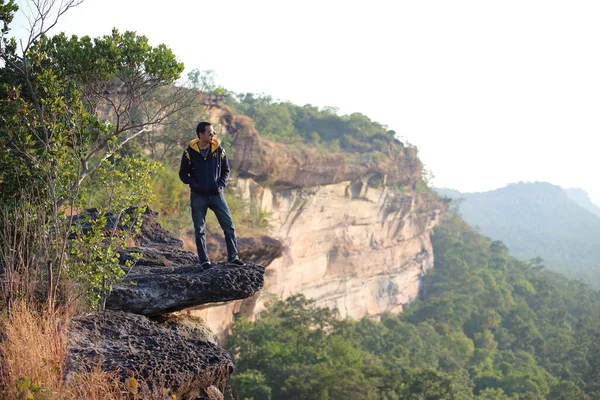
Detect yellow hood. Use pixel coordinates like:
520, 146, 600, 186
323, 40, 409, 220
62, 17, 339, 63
189, 138, 219, 153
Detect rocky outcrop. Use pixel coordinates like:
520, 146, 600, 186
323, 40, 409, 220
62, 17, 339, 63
64, 209, 280, 398
105, 263, 265, 316
66, 311, 233, 397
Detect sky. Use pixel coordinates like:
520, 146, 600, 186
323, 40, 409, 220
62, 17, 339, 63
9, 0, 600, 203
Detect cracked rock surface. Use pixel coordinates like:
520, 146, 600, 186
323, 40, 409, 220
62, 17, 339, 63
65, 311, 233, 391
106, 263, 266, 316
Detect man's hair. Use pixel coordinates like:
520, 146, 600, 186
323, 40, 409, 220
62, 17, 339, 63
196, 122, 212, 136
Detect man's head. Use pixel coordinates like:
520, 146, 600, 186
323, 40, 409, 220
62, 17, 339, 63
196, 122, 215, 146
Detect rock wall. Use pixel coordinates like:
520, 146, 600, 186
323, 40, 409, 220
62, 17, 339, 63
192, 178, 442, 338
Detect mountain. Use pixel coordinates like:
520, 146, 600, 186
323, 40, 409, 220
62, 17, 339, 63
565, 187, 600, 218
435, 182, 600, 287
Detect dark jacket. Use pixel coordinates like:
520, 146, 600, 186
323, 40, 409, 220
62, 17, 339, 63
179, 138, 230, 195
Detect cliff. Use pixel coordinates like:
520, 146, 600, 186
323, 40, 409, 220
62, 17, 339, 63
190, 107, 445, 338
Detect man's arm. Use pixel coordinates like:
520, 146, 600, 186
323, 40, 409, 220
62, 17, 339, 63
179, 151, 194, 185
218, 148, 230, 189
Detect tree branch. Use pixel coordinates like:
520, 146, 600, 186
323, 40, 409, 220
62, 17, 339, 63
76, 126, 147, 189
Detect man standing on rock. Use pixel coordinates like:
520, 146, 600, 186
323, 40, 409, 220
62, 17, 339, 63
179, 121, 245, 268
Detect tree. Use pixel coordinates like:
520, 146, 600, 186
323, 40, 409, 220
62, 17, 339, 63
547, 382, 589, 400
229, 369, 272, 400
0, 0, 191, 308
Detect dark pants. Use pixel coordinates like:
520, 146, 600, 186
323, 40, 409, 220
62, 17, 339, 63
191, 192, 238, 263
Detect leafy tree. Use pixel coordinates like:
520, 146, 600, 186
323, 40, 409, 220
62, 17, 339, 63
0, 0, 17, 34
0, 0, 189, 307
547, 381, 590, 400
68, 156, 161, 308
229, 369, 272, 400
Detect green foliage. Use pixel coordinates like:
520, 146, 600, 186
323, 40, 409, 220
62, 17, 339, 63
227, 296, 466, 400
225, 93, 404, 162
15, 376, 41, 400
1, 22, 187, 206
69, 157, 161, 308
229, 370, 272, 400
228, 215, 600, 399
0, 2, 188, 307
0, 0, 17, 34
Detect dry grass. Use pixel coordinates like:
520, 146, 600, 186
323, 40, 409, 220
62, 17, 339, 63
0, 301, 228, 399
1, 301, 70, 399
65, 370, 124, 399
0, 301, 124, 399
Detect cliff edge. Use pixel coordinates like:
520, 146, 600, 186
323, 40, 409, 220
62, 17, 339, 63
191, 107, 445, 337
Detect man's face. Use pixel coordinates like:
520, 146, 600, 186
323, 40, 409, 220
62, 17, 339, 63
199, 125, 215, 144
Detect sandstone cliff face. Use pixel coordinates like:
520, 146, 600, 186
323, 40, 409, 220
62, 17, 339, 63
191, 109, 444, 339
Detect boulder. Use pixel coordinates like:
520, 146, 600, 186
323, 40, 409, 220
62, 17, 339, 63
64, 185, 280, 398
65, 311, 233, 396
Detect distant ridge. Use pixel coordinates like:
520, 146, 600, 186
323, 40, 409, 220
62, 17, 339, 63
435, 182, 600, 288
565, 187, 600, 218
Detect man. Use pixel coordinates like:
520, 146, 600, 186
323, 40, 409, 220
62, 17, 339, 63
179, 121, 245, 268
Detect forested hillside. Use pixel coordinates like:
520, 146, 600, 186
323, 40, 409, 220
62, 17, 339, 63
225, 93, 403, 156
226, 215, 600, 399
435, 183, 600, 288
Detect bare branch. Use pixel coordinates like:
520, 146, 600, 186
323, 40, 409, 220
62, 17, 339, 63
22, 0, 85, 55
76, 126, 147, 189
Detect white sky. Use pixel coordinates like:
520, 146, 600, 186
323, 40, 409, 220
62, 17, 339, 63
10, 0, 600, 203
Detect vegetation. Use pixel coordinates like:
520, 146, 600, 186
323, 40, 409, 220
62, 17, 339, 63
0, 0, 192, 310
225, 93, 404, 162
227, 214, 600, 399
0, 300, 210, 399
0, 1, 221, 397
436, 182, 600, 288
0, 1, 272, 396
2, 3, 599, 400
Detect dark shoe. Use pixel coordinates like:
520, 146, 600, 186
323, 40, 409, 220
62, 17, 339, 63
200, 261, 213, 271
229, 258, 246, 266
